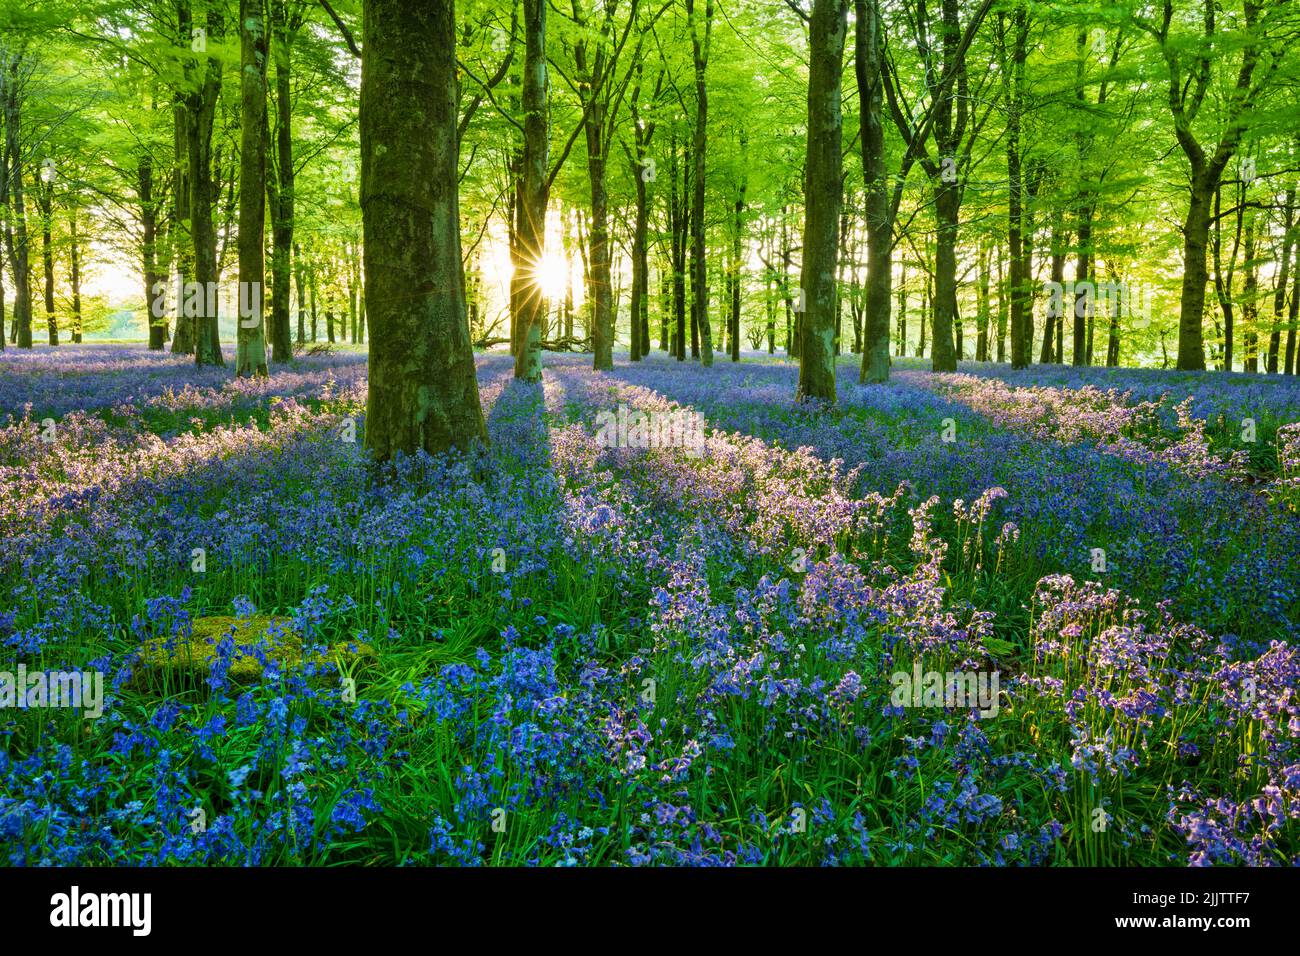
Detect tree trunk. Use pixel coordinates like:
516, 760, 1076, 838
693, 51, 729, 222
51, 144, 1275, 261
169, 39, 194, 356
856, 0, 891, 383
188, 2, 225, 367
360, 0, 487, 459
69, 209, 82, 343
236, 0, 269, 377
1268, 184, 1295, 373
586, 105, 613, 370
686, 0, 714, 366
2, 52, 32, 349
628, 116, 650, 362
796, 0, 847, 402
1243, 208, 1259, 373
293, 240, 305, 345
512, 0, 547, 381
140, 160, 167, 349
729, 131, 746, 362
1176, 173, 1214, 370
36, 187, 58, 345
976, 241, 990, 361
267, 0, 296, 363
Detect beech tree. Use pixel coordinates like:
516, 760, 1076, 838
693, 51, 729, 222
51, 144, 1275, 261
795, 0, 847, 403
360, 0, 487, 459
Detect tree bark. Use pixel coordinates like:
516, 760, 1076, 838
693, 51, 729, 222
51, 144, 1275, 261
2, 51, 33, 349
187, 1, 225, 367
857, 0, 890, 384
236, 0, 269, 377
686, 0, 714, 366
796, 0, 847, 403
512, 0, 547, 382
69, 208, 82, 343
267, 0, 297, 363
361, 0, 487, 460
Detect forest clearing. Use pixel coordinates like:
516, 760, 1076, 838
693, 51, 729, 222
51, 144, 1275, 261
1, 0, 1299, 881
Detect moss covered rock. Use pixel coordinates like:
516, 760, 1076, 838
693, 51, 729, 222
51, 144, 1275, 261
139, 614, 375, 685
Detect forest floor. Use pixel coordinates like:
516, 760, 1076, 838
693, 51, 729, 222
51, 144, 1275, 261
1, 344, 1298, 865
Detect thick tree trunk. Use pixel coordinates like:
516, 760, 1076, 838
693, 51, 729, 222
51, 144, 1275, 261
796, 0, 847, 402
360, 0, 486, 460
188, 3, 225, 367
236, 0, 269, 377
2, 55, 32, 349
512, 0, 547, 381
931, 185, 958, 371
1176, 174, 1214, 370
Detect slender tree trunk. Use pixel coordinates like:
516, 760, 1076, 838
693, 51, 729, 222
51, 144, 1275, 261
729, 131, 746, 362
995, 252, 1007, 362
896, 261, 907, 356
686, 0, 714, 366
69, 209, 82, 343
236, 0, 269, 377
36, 188, 58, 345
1243, 209, 1259, 373
1268, 184, 1295, 373
360, 0, 487, 459
1286, 264, 1299, 375
586, 105, 613, 370
976, 241, 990, 361
267, 0, 296, 362
513, 0, 548, 381
293, 240, 305, 345
169, 38, 194, 356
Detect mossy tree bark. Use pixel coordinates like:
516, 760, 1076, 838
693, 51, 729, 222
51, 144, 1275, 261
360, 0, 487, 461
796, 0, 847, 404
